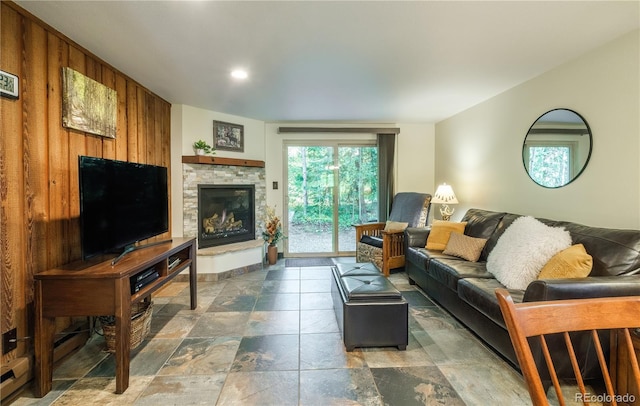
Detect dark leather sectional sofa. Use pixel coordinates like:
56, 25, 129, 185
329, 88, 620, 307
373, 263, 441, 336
404, 208, 640, 377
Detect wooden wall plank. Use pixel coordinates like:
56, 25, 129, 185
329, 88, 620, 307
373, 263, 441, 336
83, 56, 103, 158
23, 19, 50, 315
127, 84, 138, 162
115, 73, 128, 161
136, 87, 147, 163
66, 45, 86, 261
47, 32, 71, 268
1, 4, 25, 364
101, 66, 116, 160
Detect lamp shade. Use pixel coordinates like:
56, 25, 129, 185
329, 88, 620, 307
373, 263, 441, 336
431, 183, 458, 204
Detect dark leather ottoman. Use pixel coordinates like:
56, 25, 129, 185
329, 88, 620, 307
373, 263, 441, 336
331, 264, 408, 351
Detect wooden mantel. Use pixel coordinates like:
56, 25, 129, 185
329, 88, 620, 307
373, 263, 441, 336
182, 155, 265, 168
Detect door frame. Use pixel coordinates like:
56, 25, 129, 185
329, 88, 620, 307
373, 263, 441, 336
283, 140, 377, 257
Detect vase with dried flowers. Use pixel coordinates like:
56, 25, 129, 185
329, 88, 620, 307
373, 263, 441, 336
262, 205, 286, 264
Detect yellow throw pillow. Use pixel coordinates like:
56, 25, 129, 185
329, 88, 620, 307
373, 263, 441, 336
384, 220, 409, 232
426, 220, 467, 250
443, 232, 488, 262
538, 244, 593, 279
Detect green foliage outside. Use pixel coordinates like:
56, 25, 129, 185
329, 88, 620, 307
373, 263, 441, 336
287, 146, 378, 233
528, 146, 570, 187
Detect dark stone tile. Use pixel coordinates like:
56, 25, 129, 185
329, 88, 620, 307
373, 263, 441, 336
261, 279, 300, 294
246, 310, 300, 336
300, 278, 332, 293
300, 309, 339, 334
217, 280, 264, 296
87, 338, 181, 377
188, 312, 250, 338
410, 307, 464, 331
402, 290, 436, 307
299, 267, 332, 280
159, 337, 241, 375
300, 368, 382, 405
265, 269, 300, 280
231, 334, 299, 372
217, 371, 299, 405
254, 293, 300, 311
136, 374, 227, 405
300, 292, 333, 310
370, 366, 465, 405
300, 332, 366, 370
207, 294, 257, 312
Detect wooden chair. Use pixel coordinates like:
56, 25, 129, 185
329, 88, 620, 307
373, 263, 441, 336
495, 288, 640, 406
353, 192, 431, 276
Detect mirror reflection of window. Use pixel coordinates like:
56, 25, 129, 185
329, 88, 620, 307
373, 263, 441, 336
524, 144, 573, 188
522, 109, 592, 188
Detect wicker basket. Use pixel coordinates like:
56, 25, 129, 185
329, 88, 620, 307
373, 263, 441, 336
101, 300, 153, 353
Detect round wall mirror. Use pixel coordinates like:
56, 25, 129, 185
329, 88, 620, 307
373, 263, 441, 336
522, 108, 592, 188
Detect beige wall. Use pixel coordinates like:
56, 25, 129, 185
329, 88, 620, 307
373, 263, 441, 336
434, 30, 639, 229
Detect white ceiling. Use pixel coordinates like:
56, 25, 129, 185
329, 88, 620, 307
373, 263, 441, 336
15, 1, 640, 123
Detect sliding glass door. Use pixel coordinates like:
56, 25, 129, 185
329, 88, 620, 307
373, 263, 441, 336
285, 143, 378, 256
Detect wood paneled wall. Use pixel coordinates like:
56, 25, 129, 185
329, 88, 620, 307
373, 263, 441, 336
0, 2, 172, 370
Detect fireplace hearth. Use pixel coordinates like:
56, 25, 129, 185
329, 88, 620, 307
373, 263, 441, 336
198, 184, 255, 248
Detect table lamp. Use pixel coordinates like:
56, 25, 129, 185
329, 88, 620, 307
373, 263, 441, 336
431, 183, 458, 221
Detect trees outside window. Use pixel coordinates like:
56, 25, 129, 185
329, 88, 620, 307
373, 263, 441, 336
286, 144, 378, 255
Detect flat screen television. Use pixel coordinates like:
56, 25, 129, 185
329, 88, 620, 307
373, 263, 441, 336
79, 156, 169, 262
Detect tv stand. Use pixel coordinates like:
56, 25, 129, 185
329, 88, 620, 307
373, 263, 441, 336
111, 238, 174, 265
34, 237, 197, 397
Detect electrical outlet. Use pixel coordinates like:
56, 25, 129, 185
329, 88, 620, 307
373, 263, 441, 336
3, 328, 17, 354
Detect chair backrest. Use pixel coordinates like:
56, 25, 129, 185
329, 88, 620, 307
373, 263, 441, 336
388, 192, 431, 228
495, 288, 640, 406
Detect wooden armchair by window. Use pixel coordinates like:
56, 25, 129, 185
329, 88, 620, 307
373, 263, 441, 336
354, 192, 431, 276
495, 288, 640, 406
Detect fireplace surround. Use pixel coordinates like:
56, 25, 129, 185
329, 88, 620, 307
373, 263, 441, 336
182, 161, 266, 254
198, 184, 255, 248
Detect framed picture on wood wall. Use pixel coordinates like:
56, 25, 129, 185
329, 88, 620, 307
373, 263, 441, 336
213, 120, 244, 152
61, 67, 117, 138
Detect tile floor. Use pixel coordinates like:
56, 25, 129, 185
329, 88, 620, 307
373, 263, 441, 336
12, 258, 554, 405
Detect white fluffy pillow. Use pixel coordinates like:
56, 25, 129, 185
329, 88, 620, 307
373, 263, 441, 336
487, 216, 571, 290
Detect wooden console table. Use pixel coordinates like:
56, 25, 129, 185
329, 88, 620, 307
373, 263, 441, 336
34, 237, 197, 397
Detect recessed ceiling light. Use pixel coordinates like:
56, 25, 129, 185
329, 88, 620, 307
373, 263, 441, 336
231, 69, 248, 80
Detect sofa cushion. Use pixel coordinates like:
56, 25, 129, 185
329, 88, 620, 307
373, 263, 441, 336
457, 278, 524, 328
428, 257, 494, 291
483, 213, 521, 259
548, 220, 640, 277
460, 209, 506, 260
487, 216, 571, 290
384, 220, 409, 232
426, 220, 467, 250
405, 247, 431, 270
359, 234, 383, 248
538, 244, 593, 279
443, 232, 488, 262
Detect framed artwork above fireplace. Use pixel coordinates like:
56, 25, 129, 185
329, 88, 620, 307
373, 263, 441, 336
213, 120, 244, 152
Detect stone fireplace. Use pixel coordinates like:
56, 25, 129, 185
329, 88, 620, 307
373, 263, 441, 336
198, 184, 255, 248
183, 161, 266, 250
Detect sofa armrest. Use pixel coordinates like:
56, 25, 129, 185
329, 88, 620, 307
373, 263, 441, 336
405, 227, 430, 248
523, 275, 640, 302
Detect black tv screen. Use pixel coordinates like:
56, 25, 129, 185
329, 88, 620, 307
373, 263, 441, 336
79, 156, 169, 260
